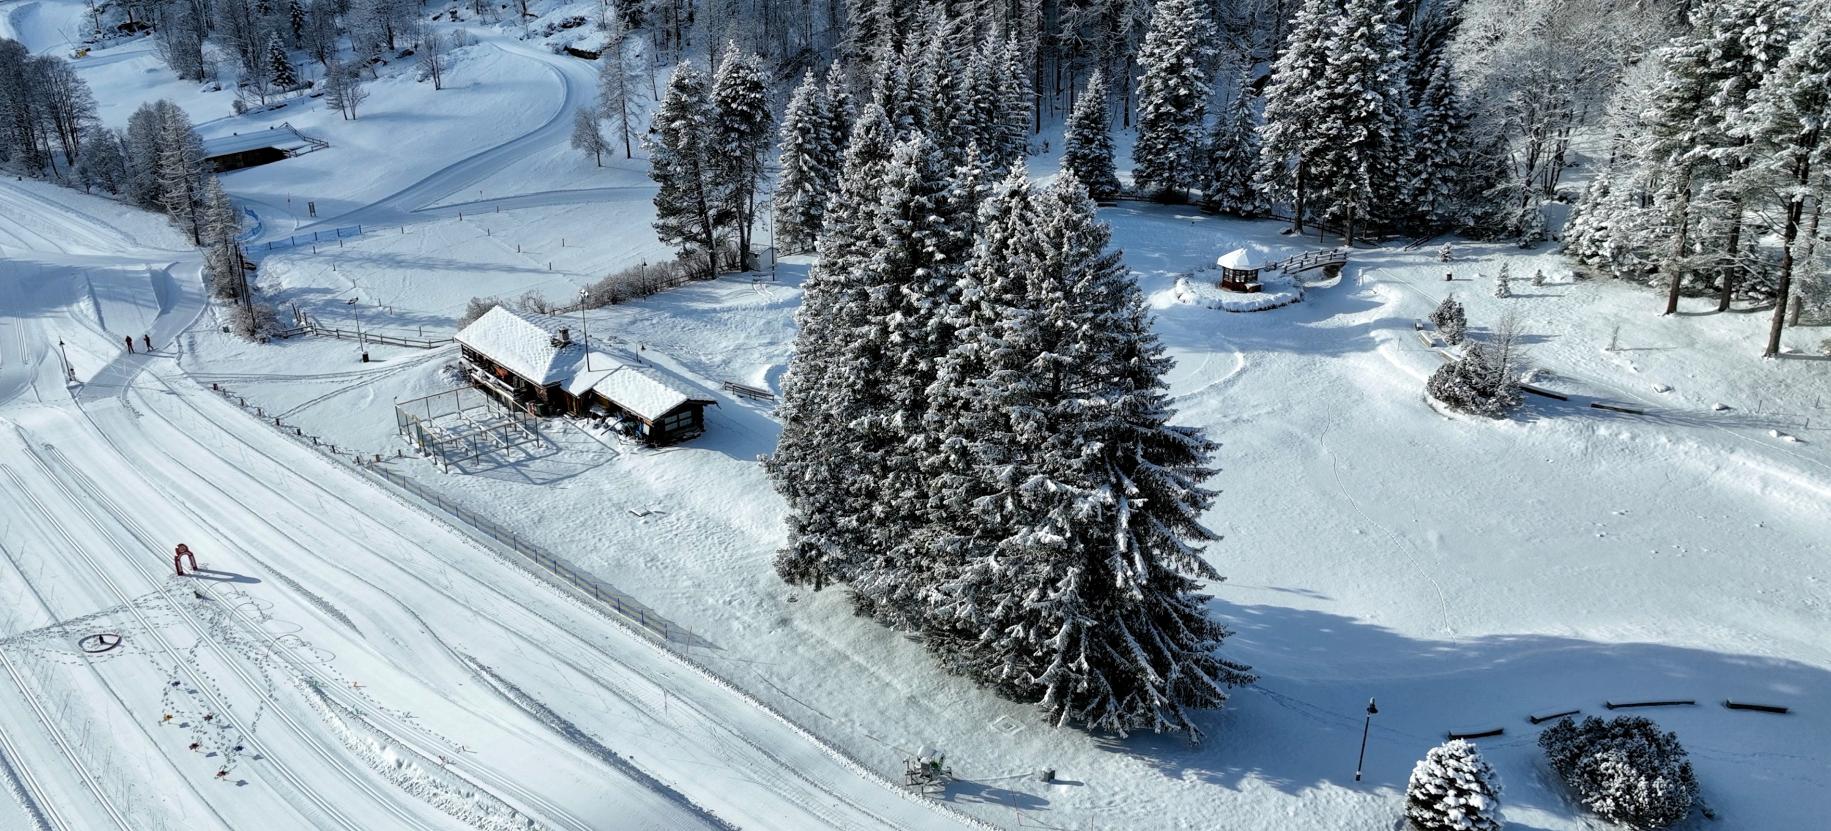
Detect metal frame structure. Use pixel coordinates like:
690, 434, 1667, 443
395, 386, 543, 472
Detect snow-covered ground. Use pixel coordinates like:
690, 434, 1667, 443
4, 2, 1829, 828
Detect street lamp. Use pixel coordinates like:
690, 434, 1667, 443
1355, 697, 1378, 782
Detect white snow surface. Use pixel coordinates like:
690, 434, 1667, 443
2, 5, 1829, 830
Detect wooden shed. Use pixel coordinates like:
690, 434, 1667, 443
1217, 248, 1265, 293
455, 306, 715, 445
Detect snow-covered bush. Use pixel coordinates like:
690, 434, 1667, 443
1427, 341, 1520, 417
1539, 716, 1699, 830
229, 301, 281, 341
1430, 295, 1468, 344
457, 296, 503, 328
1531, 268, 1547, 287
1820, 337, 1831, 357
1494, 264, 1512, 298
1406, 739, 1503, 831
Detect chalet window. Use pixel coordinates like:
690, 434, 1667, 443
658, 410, 694, 433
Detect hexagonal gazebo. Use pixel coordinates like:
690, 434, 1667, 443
1217, 248, 1265, 293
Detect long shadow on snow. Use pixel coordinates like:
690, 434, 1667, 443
1098, 601, 1829, 829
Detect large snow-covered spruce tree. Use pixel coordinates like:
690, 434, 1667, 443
647, 62, 720, 277
1202, 75, 1264, 216
1061, 70, 1121, 200
1132, 0, 1215, 199
766, 104, 899, 591
1310, 0, 1408, 242
926, 172, 1253, 737
1257, 0, 1337, 232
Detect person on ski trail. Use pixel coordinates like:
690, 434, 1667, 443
142, 334, 152, 351
174, 543, 197, 576
124, 336, 135, 354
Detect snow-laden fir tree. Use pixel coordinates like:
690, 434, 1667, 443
960, 41, 1000, 158
911, 13, 971, 163
1427, 339, 1521, 417
1132, 0, 1215, 199
1531, 268, 1546, 287
266, 34, 295, 90
1404, 57, 1473, 230
821, 60, 855, 167
1202, 74, 1264, 216
1494, 263, 1512, 298
1061, 70, 1121, 201
766, 103, 899, 590
1540, 716, 1699, 830
927, 171, 1254, 737
710, 44, 773, 271
1406, 739, 1503, 831
1729, 9, 1828, 357
842, 133, 973, 627
1310, 0, 1407, 242
1258, 0, 1337, 232
571, 106, 608, 166
647, 62, 721, 277
1430, 294, 1467, 344
773, 69, 835, 253
288, 0, 306, 43
989, 36, 1032, 165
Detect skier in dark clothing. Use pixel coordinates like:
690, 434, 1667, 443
142, 334, 152, 351
124, 336, 135, 354
174, 543, 197, 575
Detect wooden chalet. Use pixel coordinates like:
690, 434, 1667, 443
454, 306, 715, 445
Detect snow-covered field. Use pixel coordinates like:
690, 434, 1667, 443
4, 1, 1829, 828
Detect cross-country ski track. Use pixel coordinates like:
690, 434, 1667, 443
0, 174, 983, 828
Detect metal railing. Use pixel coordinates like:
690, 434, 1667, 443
262, 224, 365, 252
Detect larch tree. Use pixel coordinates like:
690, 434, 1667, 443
646, 62, 721, 277
596, 16, 646, 158
571, 106, 608, 166
1061, 69, 1121, 201
1731, 10, 1828, 357
1132, 0, 1215, 199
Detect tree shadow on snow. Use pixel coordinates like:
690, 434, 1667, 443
1093, 601, 1830, 829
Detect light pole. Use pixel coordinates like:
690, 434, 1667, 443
1355, 697, 1378, 782
57, 339, 75, 383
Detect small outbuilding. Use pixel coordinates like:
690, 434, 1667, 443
1217, 248, 1265, 293
455, 306, 716, 445
200, 123, 326, 172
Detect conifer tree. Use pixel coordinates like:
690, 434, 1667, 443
1132, 0, 1214, 199
1258, 0, 1336, 232
711, 44, 773, 271
1494, 263, 1513, 298
938, 171, 1252, 736
1061, 69, 1121, 201
288, 0, 306, 43
1202, 75, 1263, 216
767, 104, 899, 590
773, 69, 833, 253
1404, 58, 1472, 230
1406, 740, 1504, 831
266, 34, 296, 91
990, 36, 1032, 165
646, 62, 720, 277
1311, 0, 1407, 242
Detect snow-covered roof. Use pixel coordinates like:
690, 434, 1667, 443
1217, 248, 1264, 271
459, 306, 714, 420
456, 305, 584, 385
200, 125, 315, 158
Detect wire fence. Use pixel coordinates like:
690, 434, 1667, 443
261, 224, 366, 253
205, 382, 685, 645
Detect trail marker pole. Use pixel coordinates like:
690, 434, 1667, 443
1355, 698, 1378, 782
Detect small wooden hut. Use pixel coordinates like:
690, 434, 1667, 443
455, 306, 715, 445
1217, 248, 1265, 293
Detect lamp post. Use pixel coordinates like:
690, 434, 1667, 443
1355, 697, 1378, 782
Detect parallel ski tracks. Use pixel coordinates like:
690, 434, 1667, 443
4, 453, 440, 831
116, 363, 933, 830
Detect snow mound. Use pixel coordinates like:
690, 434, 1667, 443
1169, 269, 1304, 312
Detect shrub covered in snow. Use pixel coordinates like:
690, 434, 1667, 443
1430, 295, 1468, 344
1427, 341, 1520, 417
1494, 264, 1512, 298
1531, 268, 1547, 287
1406, 739, 1503, 831
1539, 716, 1699, 830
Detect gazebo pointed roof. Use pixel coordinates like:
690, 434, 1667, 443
1218, 248, 1264, 271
